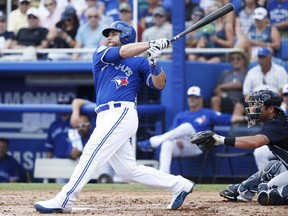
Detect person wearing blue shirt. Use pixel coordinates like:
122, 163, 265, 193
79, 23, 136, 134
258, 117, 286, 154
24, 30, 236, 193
138, 86, 245, 174
267, 0, 288, 38
44, 95, 73, 159
0, 138, 20, 183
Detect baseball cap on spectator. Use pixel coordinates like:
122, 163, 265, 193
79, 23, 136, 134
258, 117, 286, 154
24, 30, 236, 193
61, 6, 77, 20
187, 86, 202, 97
27, 7, 40, 18
257, 47, 271, 57
252, 7, 267, 20
57, 95, 72, 104
119, 2, 131, 13
0, 11, 6, 20
153, 6, 167, 17
282, 84, 288, 96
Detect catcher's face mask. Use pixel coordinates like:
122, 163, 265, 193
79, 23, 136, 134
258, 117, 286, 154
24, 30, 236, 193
245, 94, 263, 128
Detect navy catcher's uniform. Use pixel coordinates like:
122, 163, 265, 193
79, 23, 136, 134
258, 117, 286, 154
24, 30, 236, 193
34, 21, 194, 213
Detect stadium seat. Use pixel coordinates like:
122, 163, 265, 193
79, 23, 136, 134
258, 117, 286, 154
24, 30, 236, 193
213, 145, 255, 183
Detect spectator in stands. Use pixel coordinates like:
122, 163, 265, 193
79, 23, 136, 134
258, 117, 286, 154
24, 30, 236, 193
281, 83, 288, 116
8, 0, 31, 35
39, 0, 62, 31
211, 49, 249, 115
267, 0, 288, 38
44, 94, 73, 160
242, 47, 288, 98
235, 0, 258, 43
72, 7, 106, 60
139, 0, 162, 29
0, 138, 20, 183
46, 5, 79, 60
118, 2, 144, 42
246, 7, 281, 62
12, 8, 49, 50
46, 5, 79, 48
38, 0, 86, 17
185, 6, 206, 61
0, 11, 15, 49
67, 113, 92, 160
138, 86, 246, 174
78, 0, 106, 25
196, 2, 235, 63
142, 6, 172, 59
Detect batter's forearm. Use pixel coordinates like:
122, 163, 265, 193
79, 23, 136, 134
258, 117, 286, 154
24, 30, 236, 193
151, 72, 166, 89
120, 42, 149, 58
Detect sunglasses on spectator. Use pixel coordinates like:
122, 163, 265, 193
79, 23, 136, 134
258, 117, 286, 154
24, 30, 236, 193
257, 55, 267, 59
44, 3, 55, 7
28, 15, 38, 19
154, 14, 164, 17
283, 93, 288, 97
86, 0, 96, 1
120, 10, 131, 13
0, 19, 5, 23
64, 18, 73, 22
87, 15, 99, 19
76, 122, 91, 128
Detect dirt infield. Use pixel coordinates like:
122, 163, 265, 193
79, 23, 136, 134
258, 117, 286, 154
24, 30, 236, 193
1, 185, 287, 216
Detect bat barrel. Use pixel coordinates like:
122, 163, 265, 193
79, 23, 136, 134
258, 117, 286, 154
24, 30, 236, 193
170, 3, 234, 43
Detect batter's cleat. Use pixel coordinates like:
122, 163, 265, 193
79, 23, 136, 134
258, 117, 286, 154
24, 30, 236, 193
137, 139, 153, 151
34, 199, 72, 214
167, 181, 195, 210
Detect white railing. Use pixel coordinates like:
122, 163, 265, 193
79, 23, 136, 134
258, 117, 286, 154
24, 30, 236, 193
0, 47, 241, 55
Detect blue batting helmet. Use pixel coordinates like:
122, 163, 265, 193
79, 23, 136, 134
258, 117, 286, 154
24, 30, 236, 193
102, 21, 136, 44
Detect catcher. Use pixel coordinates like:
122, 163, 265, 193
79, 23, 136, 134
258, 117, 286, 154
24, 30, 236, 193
192, 89, 288, 205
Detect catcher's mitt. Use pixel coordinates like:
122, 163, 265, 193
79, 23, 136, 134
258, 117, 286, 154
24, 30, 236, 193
191, 130, 216, 151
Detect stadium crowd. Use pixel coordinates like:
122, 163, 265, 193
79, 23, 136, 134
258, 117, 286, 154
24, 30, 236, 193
0, 0, 287, 62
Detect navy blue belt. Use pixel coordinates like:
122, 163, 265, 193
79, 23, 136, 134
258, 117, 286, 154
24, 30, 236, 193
96, 102, 121, 114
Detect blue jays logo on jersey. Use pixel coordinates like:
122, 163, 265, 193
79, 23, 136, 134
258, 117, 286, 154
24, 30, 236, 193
194, 115, 206, 124
112, 76, 129, 89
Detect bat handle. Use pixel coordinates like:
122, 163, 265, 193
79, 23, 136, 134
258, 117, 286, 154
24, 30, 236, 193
170, 35, 180, 43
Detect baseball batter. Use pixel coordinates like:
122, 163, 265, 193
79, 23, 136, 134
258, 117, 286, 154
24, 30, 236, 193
34, 21, 195, 213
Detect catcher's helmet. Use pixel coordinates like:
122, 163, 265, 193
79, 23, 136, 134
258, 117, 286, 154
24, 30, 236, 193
245, 90, 283, 127
102, 21, 136, 44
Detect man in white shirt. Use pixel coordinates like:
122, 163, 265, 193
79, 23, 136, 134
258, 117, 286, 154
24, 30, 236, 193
243, 47, 288, 97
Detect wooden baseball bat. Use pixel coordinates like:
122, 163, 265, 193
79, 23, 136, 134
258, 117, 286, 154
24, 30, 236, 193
170, 3, 234, 43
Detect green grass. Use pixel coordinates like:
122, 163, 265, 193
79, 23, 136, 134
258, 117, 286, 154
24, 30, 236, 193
0, 183, 227, 191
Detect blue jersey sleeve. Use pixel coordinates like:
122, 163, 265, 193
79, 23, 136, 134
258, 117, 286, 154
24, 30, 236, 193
208, 110, 232, 126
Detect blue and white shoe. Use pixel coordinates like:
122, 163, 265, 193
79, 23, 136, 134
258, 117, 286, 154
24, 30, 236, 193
34, 199, 72, 214
167, 181, 195, 210
137, 139, 153, 151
